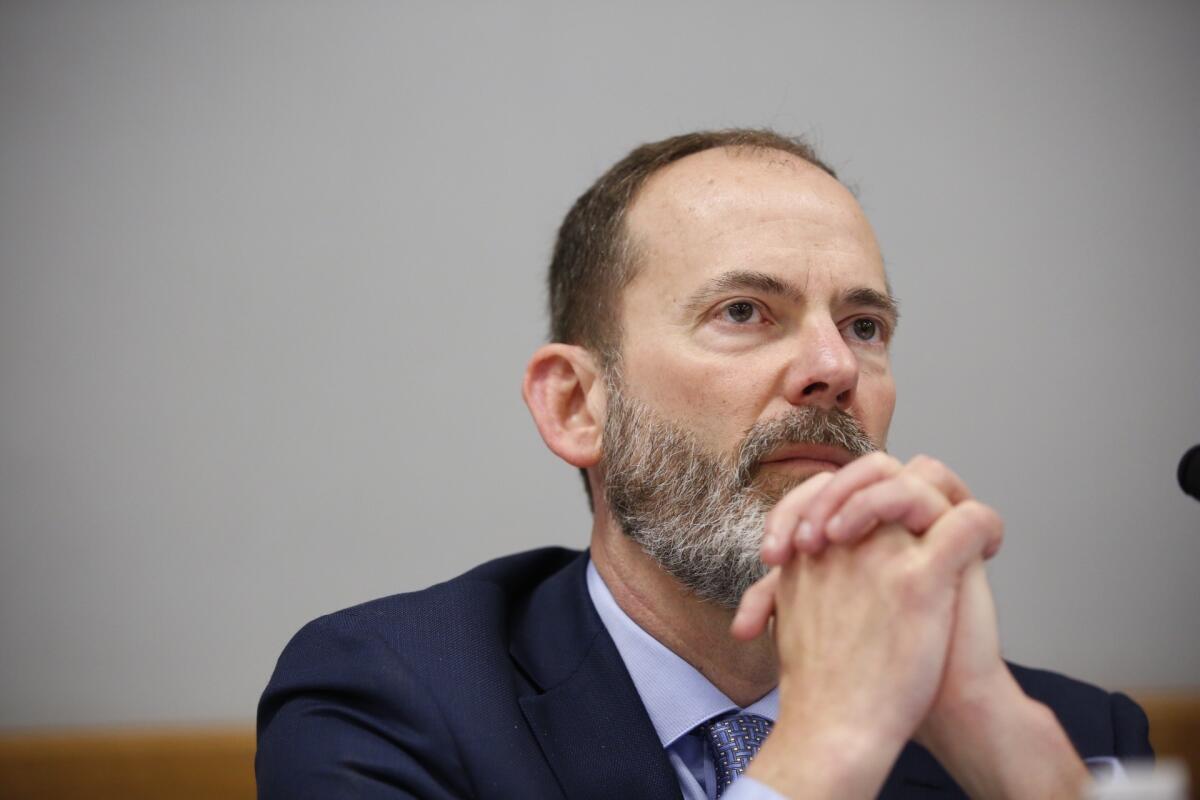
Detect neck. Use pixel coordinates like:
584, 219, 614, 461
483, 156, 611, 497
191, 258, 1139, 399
589, 510, 778, 708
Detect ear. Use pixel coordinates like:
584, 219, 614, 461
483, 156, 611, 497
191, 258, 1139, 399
522, 344, 605, 468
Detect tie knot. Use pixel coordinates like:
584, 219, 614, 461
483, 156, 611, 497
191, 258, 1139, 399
699, 713, 773, 797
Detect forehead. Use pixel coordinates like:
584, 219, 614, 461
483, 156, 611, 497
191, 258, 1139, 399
622, 147, 886, 293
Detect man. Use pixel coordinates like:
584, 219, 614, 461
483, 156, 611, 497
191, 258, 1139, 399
257, 129, 1151, 798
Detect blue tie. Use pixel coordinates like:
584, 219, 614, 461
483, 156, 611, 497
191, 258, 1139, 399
699, 713, 774, 798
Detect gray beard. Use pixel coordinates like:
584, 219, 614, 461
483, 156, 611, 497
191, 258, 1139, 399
601, 373, 878, 609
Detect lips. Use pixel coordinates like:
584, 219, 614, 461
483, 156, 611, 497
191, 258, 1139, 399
759, 444, 856, 468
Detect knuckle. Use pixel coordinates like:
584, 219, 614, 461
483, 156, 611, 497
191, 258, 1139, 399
889, 559, 933, 607
897, 472, 926, 497
868, 487, 904, 522
866, 451, 902, 475
936, 520, 973, 554
878, 476, 921, 520
840, 489, 870, 518
908, 453, 949, 484
959, 499, 1002, 532
907, 453, 937, 470
808, 493, 841, 520
850, 486, 891, 522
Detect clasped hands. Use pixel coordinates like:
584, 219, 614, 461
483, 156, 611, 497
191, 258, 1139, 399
732, 453, 1088, 799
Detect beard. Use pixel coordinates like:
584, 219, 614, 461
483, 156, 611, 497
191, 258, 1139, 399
601, 372, 878, 609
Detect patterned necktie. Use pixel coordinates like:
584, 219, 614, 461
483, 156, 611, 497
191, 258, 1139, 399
699, 713, 774, 798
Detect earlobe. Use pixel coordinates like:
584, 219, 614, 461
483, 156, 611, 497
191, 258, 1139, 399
522, 345, 604, 468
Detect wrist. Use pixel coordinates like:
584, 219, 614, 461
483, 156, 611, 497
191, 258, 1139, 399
920, 674, 1089, 799
747, 708, 906, 799
919, 666, 1017, 750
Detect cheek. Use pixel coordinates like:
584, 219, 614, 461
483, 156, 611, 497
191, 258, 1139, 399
856, 371, 897, 442
622, 352, 771, 442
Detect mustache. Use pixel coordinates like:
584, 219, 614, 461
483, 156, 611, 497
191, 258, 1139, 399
734, 407, 877, 486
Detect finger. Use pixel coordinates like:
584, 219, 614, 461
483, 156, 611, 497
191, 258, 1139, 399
826, 473, 953, 544
730, 567, 781, 641
921, 500, 1005, 580
981, 527, 1003, 560
904, 454, 973, 505
801, 452, 903, 543
762, 471, 836, 565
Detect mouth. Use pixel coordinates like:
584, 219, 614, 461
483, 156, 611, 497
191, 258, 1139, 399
758, 444, 856, 473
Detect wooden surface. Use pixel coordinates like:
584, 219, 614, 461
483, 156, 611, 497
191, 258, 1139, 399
1131, 690, 1200, 799
0, 694, 1195, 799
0, 726, 255, 800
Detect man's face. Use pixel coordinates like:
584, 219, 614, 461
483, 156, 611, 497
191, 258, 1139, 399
599, 147, 897, 604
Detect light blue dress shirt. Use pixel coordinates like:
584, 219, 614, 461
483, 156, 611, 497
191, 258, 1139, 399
586, 560, 785, 800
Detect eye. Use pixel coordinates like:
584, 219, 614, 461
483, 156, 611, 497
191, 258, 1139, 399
852, 318, 876, 340
846, 317, 885, 343
721, 301, 760, 324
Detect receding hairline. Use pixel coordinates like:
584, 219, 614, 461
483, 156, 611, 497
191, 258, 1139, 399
615, 143, 871, 290
634, 142, 839, 197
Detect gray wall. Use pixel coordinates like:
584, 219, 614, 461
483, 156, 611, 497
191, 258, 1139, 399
1, 1, 1197, 729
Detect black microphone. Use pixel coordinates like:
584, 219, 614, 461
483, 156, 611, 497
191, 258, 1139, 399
1180, 445, 1200, 502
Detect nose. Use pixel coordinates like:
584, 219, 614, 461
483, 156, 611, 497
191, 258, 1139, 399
780, 320, 859, 409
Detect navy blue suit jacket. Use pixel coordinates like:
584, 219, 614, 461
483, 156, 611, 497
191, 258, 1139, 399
257, 548, 1152, 798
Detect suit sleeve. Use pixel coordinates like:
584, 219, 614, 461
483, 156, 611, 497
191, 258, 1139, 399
1109, 691, 1154, 761
256, 616, 475, 799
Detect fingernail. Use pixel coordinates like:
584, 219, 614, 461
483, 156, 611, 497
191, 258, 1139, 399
796, 520, 813, 546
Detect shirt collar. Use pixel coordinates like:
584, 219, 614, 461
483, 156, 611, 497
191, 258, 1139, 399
586, 558, 779, 748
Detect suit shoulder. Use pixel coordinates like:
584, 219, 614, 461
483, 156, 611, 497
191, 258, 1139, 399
307, 546, 582, 635
266, 546, 584, 682
1007, 661, 1152, 759
258, 548, 585, 798
1008, 661, 1111, 709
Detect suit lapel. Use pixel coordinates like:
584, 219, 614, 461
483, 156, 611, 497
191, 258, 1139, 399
511, 552, 682, 800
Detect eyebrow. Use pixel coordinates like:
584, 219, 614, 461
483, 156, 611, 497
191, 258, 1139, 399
682, 270, 804, 315
682, 269, 901, 328
841, 286, 901, 329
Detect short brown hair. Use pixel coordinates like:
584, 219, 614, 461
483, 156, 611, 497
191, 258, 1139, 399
547, 128, 837, 364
